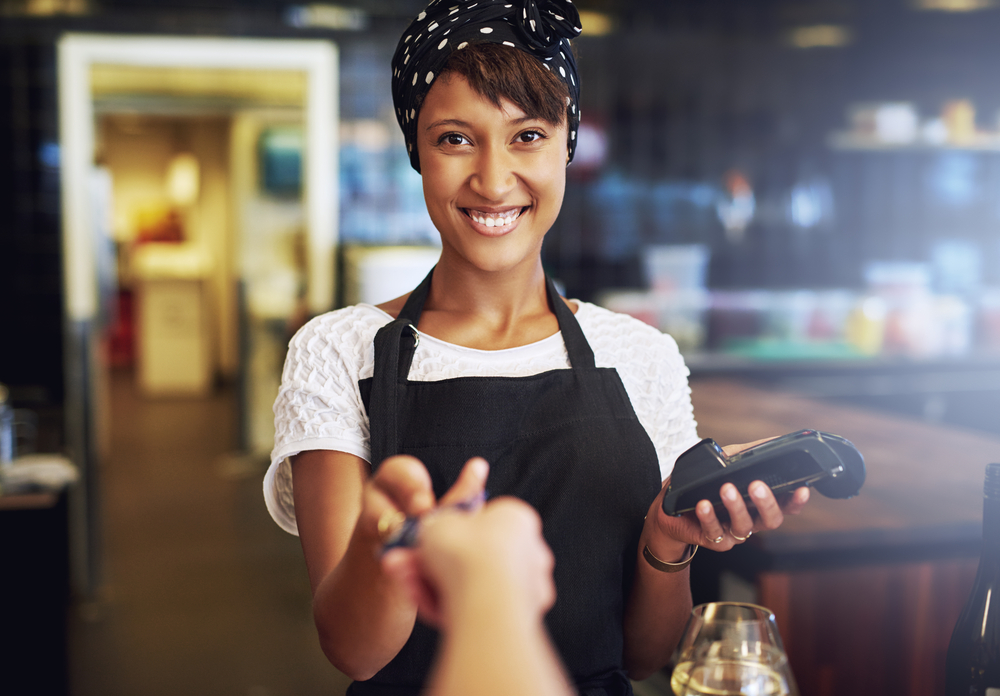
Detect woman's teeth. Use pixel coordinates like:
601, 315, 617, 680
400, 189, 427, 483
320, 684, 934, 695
468, 209, 521, 227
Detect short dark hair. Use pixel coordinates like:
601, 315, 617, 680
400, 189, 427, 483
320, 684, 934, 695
434, 42, 570, 126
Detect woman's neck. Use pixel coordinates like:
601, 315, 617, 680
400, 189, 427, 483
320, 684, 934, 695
427, 259, 546, 314
379, 256, 573, 351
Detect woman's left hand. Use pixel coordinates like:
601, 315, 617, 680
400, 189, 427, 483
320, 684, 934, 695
642, 438, 811, 556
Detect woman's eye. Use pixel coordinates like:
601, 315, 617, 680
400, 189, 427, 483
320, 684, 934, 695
440, 133, 469, 146
517, 130, 545, 143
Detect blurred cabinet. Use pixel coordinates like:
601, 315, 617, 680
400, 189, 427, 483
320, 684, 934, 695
0, 492, 69, 696
136, 278, 211, 396
133, 243, 213, 397
757, 558, 976, 696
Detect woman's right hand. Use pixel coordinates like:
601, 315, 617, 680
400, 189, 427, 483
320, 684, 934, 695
361, 455, 490, 556
291, 451, 490, 680
382, 496, 556, 629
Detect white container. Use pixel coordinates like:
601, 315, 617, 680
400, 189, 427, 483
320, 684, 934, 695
342, 246, 442, 306
597, 288, 708, 353
596, 290, 660, 329
643, 244, 710, 293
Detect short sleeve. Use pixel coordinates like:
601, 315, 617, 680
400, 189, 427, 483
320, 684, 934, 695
578, 303, 701, 481
264, 306, 386, 535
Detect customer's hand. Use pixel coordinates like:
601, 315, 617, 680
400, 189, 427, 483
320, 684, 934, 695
381, 496, 556, 629
360, 455, 489, 554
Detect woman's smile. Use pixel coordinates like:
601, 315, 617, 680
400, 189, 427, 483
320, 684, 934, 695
460, 205, 529, 235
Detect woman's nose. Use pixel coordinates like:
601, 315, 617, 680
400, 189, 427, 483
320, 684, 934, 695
469, 145, 516, 200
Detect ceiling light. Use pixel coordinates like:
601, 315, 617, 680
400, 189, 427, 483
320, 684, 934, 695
285, 4, 368, 31
789, 24, 853, 49
166, 153, 200, 208
12, 0, 89, 15
578, 10, 614, 36
912, 0, 996, 11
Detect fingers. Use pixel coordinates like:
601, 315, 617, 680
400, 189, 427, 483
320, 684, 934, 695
692, 493, 756, 551
747, 481, 785, 531
694, 480, 809, 549
414, 496, 556, 623
438, 457, 489, 508
645, 482, 723, 553
366, 457, 490, 552
488, 496, 543, 535
381, 547, 420, 598
694, 480, 779, 550
382, 548, 444, 626
695, 500, 730, 548
478, 498, 556, 614
661, 475, 812, 554
718, 483, 755, 540
782, 486, 810, 515
363, 456, 435, 550
371, 455, 436, 516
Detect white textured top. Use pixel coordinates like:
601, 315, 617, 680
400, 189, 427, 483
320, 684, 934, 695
266, 301, 701, 535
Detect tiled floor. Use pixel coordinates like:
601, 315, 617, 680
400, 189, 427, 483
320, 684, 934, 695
68, 370, 351, 696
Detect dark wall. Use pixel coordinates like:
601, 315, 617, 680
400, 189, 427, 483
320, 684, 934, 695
544, 0, 1000, 300
0, 35, 63, 406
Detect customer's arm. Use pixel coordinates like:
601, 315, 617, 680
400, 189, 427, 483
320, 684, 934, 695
382, 497, 574, 696
292, 452, 487, 680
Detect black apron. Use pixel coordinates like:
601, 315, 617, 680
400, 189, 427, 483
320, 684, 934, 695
350, 269, 662, 696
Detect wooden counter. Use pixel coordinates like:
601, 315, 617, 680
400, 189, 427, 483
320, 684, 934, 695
688, 378, 999, 696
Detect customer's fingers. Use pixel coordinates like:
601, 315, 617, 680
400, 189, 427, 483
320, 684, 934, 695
382, 547, 444, 626
438, 457, 489, 509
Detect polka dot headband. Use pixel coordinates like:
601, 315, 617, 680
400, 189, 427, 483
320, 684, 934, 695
391, 0, 583, 172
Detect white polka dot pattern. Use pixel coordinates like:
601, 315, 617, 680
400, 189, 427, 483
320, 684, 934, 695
265, 301, 700, 535
390, 0, 583, 173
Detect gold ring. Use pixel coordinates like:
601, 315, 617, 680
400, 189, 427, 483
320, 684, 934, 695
730, 530, 752, 543
377, 510, 406, 542
706, 533, 725, 544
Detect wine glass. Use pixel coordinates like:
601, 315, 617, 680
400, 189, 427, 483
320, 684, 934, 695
669, 602, 799, 696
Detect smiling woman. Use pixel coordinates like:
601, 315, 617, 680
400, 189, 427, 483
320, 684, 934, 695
262, 2, 812, 695
417, 62, 568, 281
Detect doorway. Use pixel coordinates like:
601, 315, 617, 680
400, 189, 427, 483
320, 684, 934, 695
57, 31, 337, 652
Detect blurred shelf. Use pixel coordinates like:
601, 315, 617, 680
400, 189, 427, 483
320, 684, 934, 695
827, 131, 1000, 152
685, 350, 1000, 396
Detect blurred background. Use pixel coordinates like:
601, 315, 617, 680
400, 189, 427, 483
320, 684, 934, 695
3, 0, 1000, 694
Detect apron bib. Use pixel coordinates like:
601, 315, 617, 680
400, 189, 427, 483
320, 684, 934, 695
350, 270, 662, 696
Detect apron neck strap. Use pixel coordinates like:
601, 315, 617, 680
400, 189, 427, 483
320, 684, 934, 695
370, 268, 595, 467
545, 275, 595, 369
397, 267, 434, 322
393, 266, 595, 369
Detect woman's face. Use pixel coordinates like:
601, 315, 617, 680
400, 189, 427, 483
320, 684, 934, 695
416, 72, 568, 276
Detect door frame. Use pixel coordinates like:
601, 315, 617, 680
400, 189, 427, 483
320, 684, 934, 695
57, 34, 338, 596
59, 34, 338, 319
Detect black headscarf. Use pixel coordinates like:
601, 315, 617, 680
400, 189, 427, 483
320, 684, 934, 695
391, 0, 583, 172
